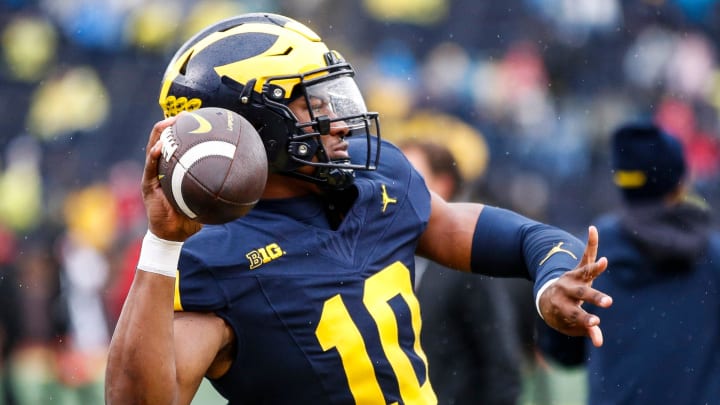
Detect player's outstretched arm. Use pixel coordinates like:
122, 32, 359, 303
418, 193, 612, 347
537, 226, 612, 347
105, 119, 211, 405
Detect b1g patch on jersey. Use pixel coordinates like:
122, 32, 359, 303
246, 243, 285, 269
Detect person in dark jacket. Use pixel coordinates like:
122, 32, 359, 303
539, 122, 720, 405
401, 140, 524, 405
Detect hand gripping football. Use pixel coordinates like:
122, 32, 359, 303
158, 107, 267, 224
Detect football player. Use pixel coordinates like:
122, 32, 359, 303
106, 13, 612, 405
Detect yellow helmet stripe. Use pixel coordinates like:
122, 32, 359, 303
213, 23, 329, 94
159, 45, 194, 106
159, 21, 329, 106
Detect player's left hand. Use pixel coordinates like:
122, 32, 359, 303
538, 225, 612, 347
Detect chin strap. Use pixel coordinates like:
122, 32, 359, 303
277, 164, 355, 191
317, 164, 355, 190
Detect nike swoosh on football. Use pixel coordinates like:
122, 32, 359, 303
188, 112, 213, 134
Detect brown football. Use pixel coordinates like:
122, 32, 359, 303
158, 107, 267, 224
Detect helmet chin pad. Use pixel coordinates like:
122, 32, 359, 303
280, 161, 356, 190
315, 159, 355, 190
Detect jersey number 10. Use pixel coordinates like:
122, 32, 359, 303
315, 262, 437, 405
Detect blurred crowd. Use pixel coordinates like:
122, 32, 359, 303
0, 0, 719, 404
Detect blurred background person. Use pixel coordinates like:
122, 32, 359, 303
400, 139, 525, 405
0, 227, 21, 405
538, 122, 720, 405
8, 232, 66, 405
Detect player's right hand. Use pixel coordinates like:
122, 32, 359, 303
538, 225, 612, 347
142, 118, 202, 242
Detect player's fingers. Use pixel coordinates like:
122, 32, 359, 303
568, 282, 613, 308
145, 116, 176, 152
586, 256, 608, 282
143, 118, 178, 186
587, 324, 604, 347
575, 254, 608, 283
579, 225, 599, 267
142, 140, 161, 183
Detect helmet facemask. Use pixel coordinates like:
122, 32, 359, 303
260, 63, 380, 189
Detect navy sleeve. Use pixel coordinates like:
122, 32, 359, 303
470, 206, 584, 300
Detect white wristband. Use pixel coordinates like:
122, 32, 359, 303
137, 230, 184, 278
535, 277, 559, 319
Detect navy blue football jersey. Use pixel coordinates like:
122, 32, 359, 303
174, 138, 437, 404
